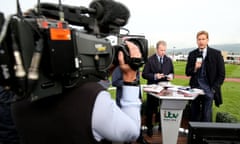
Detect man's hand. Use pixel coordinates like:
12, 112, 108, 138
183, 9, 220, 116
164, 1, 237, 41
194, 61, 202, 72
118, 41, 142, 82
155, 73, 165, 79
166, 74, 173, 81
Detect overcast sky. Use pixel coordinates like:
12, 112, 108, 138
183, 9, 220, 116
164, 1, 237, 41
1, 0, 240, 49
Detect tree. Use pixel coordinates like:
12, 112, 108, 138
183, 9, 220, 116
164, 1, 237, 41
148, 45, 155, 57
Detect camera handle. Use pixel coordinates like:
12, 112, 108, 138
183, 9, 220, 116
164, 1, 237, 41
118, 45, 144, 70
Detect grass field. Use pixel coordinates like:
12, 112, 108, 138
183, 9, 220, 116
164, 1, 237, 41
109, 62, 240, 122
173, 61, 240, 78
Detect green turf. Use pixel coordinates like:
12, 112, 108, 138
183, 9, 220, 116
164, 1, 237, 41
173, 61, 240, 78
224, 63, 240, 78
172, 61, 187, 76
213, 81, 240, 121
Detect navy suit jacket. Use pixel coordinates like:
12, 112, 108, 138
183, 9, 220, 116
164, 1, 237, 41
185, 47, 225, 107
142, 54, 174, 84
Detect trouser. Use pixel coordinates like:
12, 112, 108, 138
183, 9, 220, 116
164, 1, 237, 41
146, 94, 160, 129
190, 91, 214, 122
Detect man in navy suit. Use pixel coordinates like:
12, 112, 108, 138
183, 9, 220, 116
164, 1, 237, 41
185, 30, 225, 122
142, 40, 174, 137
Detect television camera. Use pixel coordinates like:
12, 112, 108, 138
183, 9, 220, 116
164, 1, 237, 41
0, 0, 148, 102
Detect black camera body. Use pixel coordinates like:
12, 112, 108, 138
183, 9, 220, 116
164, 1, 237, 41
0, 1, 148, 102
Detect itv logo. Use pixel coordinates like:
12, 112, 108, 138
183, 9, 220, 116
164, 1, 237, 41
163, 110, 179, 121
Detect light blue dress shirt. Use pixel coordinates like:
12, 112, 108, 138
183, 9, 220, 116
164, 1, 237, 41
92, 85, 141, 142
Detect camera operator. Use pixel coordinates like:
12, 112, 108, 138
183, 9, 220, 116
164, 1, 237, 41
11, 41, 142, 144
0, 86, 19, 144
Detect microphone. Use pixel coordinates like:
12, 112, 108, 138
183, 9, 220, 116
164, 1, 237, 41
89, 0, 130, 26
27, 39, 43, 95
13, 51, 26, 78
89, 0, 130, 27
28, 39, 43, 81
38, 0, 130, 34
89, 0, 130, 33
196, 51, 203, 63
11, 33, 26, 79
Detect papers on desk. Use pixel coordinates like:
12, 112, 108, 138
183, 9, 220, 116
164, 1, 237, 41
143, 84, 164, 93
176, 87, 204, 96
191, 88, 205, 95
143, 84, 204, 97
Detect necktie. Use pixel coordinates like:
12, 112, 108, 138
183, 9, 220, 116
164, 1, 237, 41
199, 51, 203, 59
160, 57, 163, 64
159, 57, 163, 73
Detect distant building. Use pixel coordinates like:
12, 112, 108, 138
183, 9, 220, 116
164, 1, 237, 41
168, 51, 240, 64
225, 53, 240, 64
174, 54, 188, 61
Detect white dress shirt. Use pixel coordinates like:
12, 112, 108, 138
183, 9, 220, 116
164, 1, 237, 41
201, 48, 207, 59
92, 85, 141, 142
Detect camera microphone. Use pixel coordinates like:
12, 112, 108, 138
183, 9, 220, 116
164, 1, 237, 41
38, 0, 129, 34
28, 39, 43, 81
11, 33, 26, 79
13, 51, 26, 78
89, 0, 130, 34
89, 0, 130, 27
26, 39, 44, 95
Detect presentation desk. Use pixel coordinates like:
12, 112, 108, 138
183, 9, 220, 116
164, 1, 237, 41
143, 84, 203, 144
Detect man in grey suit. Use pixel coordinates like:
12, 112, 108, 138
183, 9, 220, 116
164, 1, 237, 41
185, 30, 225, 122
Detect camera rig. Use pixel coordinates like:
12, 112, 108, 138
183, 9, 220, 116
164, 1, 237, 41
0, 0, 148, 102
